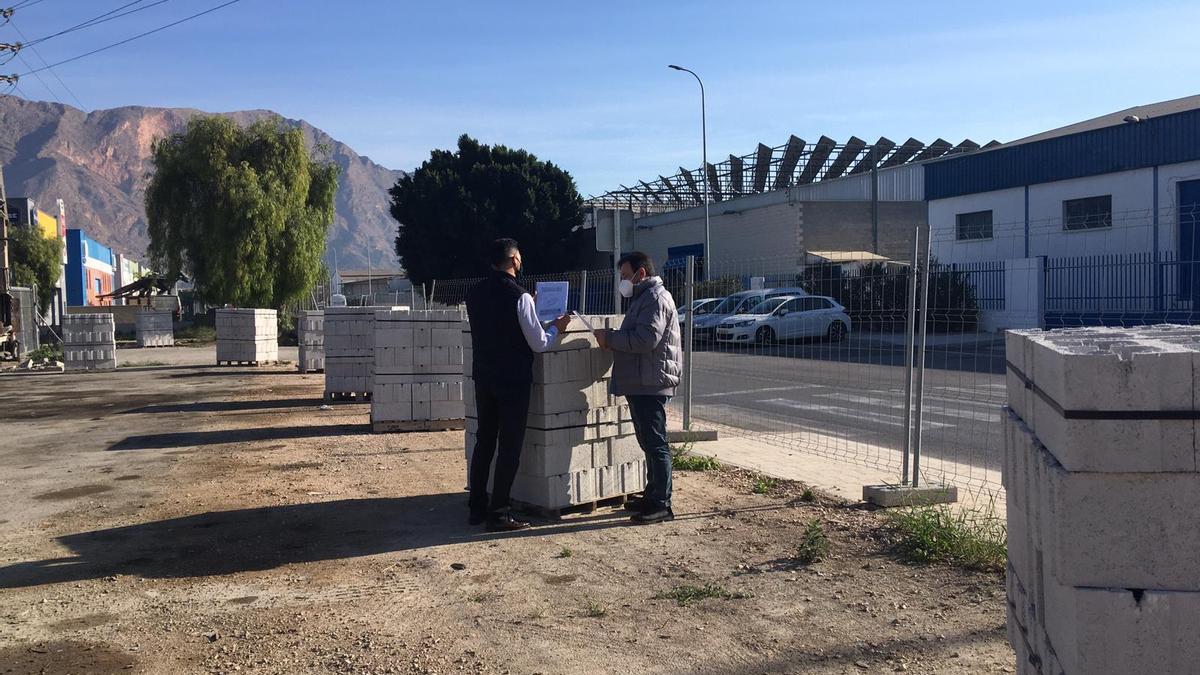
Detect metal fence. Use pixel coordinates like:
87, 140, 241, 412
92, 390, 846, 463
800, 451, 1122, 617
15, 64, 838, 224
418, 241, 1006, 499
378, 209, 1200, 503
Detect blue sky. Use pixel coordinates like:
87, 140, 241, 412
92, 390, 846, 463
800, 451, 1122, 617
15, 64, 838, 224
5, 0, 1200, 196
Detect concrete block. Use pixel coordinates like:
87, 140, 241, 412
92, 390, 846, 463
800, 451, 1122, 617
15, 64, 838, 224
1041, 580, 1200, 675
519, 441, 596, 477
608, 434, 643, 465
1006, 409, 1200, 591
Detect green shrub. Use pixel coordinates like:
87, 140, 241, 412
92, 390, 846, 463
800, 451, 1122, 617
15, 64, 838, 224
795, 520, 829, 564
885, 503, 1006, 572
670, 443, 720, 471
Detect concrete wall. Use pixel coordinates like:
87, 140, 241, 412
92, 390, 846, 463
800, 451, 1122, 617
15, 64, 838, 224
629, 191, 925, 275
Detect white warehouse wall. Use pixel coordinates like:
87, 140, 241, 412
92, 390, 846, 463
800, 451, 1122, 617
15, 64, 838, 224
930, 160, 1200, 264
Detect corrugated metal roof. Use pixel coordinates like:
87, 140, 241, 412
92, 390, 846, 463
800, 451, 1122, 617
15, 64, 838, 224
925, 107, 1200, 200
806, 251, 890, 262
1004, 94, 1200, 147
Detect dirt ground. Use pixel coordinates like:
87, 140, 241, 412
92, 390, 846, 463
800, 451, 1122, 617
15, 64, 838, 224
0, 345, 1014, 674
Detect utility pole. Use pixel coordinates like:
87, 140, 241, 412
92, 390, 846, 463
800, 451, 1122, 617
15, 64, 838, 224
0, 164, 13, 331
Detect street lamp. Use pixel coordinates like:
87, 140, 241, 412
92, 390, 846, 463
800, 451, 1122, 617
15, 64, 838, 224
669, 64, 710, 280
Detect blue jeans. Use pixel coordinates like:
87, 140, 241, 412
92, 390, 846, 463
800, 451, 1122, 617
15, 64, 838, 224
627, 394, 672, 510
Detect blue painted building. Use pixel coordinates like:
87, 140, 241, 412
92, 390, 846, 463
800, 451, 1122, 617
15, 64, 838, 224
65, 229, 115, 306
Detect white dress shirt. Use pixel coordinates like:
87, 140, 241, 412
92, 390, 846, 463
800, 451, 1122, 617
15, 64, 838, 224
516, 293, 559, 352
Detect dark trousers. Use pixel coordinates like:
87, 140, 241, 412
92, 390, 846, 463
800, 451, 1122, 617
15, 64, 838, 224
469, 378, 532, 515
627, 394, 672, 509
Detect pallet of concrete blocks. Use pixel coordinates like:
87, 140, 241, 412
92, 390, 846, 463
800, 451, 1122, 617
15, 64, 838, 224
371, 307, 466, 432
297, 310, 324, 373
464, 315, 645, 516
324, 305, 404, 402
214, 308, 278, 365
63, 313, 116, 371
135, 310, 174, 348
1003, 325, 1200, 675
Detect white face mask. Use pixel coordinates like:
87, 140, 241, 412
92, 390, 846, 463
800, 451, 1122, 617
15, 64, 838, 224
618, 279, 635, 298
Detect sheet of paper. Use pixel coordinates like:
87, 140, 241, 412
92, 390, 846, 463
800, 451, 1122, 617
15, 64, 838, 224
571, 312, 596, 334
535, 281, 569, 323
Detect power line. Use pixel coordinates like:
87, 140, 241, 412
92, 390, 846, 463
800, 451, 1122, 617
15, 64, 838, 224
12, 50, 59, 104
8, 19, 85, 110
22, 0, 179, 50
16, 0, 240, 78
12, 0, 50, 10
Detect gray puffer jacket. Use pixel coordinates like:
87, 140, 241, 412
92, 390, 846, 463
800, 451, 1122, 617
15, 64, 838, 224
608, 276, 682, 397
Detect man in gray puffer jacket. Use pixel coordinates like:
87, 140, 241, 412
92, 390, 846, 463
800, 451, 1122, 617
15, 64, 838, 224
597, 251, 682, 524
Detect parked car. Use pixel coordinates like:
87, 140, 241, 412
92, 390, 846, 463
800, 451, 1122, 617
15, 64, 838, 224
715, 295, 851, 345
678, 297, 720, 326
692, 287, 809, 340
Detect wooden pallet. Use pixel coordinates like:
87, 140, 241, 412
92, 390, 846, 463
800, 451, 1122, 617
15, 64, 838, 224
217, 360, 278, 366
324, 391, 371, 402
372, 418, 466, 433
512, 493, 637, 521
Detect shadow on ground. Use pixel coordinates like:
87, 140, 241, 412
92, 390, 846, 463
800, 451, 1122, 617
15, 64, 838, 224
0, 495, 633, 589
107, 423, 371, 451
120, 397, 322, 415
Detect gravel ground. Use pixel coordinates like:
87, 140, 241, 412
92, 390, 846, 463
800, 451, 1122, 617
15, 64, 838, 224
0, 345, 1014, 674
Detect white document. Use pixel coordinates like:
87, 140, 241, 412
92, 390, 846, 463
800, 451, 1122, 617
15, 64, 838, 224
571, 312, 597, 334
535, 281, 569, 323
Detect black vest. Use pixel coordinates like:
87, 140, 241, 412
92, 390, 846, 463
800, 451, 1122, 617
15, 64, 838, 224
466, 270, 534, 384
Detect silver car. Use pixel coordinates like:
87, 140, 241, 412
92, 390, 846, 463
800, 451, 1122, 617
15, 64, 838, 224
715, 295, 852, 344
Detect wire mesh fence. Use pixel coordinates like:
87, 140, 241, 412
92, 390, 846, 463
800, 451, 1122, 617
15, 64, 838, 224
341, 205, 1200, 503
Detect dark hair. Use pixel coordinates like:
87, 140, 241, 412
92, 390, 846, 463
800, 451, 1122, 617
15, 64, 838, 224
489, 238, 520, 266
618, 251, 654, 276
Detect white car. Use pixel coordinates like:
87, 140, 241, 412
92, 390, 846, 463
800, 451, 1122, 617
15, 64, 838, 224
692, 287, 809, 340
678, 297, 720, 326
715, 295, 851, 344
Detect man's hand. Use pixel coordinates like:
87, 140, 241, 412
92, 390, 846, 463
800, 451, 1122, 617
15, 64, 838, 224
552, 314, 571, 333
595, 328, 610, 350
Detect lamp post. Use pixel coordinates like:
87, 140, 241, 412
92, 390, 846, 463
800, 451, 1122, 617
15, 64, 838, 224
669, 64, 710, 280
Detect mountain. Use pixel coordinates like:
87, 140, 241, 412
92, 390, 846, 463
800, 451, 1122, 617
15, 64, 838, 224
0, 96, 405, 271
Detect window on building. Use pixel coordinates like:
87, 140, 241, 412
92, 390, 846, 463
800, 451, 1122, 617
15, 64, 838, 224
95, 278, 102, 296
955, 210, 993, 240
1063, 195, 1112, 231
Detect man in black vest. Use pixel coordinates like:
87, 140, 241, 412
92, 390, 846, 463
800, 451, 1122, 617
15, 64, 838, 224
466, 238, 571, 531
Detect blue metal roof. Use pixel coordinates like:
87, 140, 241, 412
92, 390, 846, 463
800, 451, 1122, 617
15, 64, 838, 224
925, 108, 1200, 200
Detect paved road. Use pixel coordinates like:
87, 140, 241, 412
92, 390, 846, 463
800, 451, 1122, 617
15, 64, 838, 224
683, 335, 1007, 479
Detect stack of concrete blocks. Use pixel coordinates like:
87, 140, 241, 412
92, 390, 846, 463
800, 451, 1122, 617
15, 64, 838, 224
371, 308, 466, 430
214, 308, 278, 365
63, 313, 116, 371
324, 306, 403, 400
135, 310, 174, 347
1004, 325, 1200, 675
297, 310, 324, 373
464, 316, 645, 512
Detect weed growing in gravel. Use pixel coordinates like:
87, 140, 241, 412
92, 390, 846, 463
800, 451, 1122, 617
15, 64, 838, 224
175, 325, 216, 342
795, 520, 829, 564
671, 442, 720, 471
468, 591, 499, 603
885, 502, 1007, 572
654, 584, 749, 607
584, 601, 607, 617
800, 488, 816, 502
26, 343, 63, 362
555, 547, 572, 559
752, 475, 779, 494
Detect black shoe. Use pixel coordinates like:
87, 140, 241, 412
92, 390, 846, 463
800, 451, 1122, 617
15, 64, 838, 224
623, 497, 647, 513
631, 506, 674, 525
468, 511, 487, 526
486, 513, 531, 532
